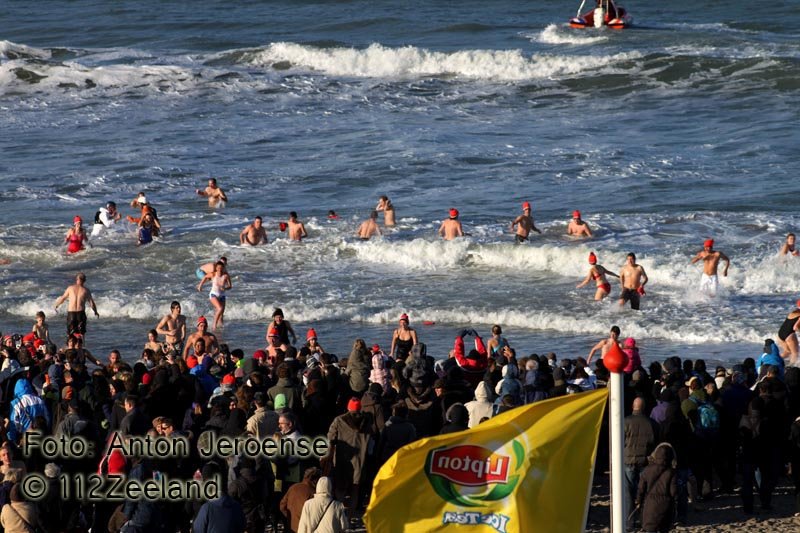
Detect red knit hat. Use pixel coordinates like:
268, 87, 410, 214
572, 210, 581, 219
371, 344, 381, 353
221, 374, 235, 386
186, 355, 198, 369
449, 208, 459, 218
704, 239, 714, 248
253, 350, 267, 360
306, 328, 317, 341
347, 398, 362, 412
141, 373, 152, 386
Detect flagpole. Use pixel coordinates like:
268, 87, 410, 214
603, 341, 629, 533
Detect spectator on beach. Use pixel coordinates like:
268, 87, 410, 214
624, 397, 658, 529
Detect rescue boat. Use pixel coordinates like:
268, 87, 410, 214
569, 0, 632, 30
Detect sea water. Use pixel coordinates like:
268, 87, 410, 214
1, 1, 799, 365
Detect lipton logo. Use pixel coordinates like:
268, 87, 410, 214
429, 446, 509, 486
425, 440, 525, 507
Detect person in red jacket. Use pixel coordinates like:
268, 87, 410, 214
451, 329, 488, 387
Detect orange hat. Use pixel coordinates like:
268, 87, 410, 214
399, 313, 409, 322
572, 210, 581, 219
186, 355, 198, 369
306, 328, 317, 341
347, 398, 362, 412
73, 215, 82, 223
197, 316, 208, 326
221, 374, 235, 386
522, 201, 531, 210
253, 350, 267, 360
704, 239, 714, 248
449, 208, 459, 218
588, 252, 597, 265
268, 327, 280, 338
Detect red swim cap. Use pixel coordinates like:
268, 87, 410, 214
704, 239, 714, 248
221, 374, 235, 386
73, 215, 82, 223
253, 350, 267, 360
588, 252, 597, 264
522, 201, 531, 210
399, 313, 409, 322
347, 398, 362, 412
279, 222, 288, 231
197, 316, 208, 326
186, 355, 198, 369
371, 344, 381, 353
306, 328, 317, 341
141, 372, 152, 386
449, 208, 459, 218
572, 210, 581, 219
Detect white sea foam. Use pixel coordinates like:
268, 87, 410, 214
534, 24, 609, 46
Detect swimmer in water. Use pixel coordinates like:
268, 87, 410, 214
390, 313, 418, 360
780, 233, 799, 257
196, 256, 227, 280
240, 216, 268, 246
91, 201, 121, 237
618, 253, 648, 310
567, 210, 592, 238
196, 178, 228, 208
511, 201, 541, 243
287, 212, 307, 241
376, 195, 396, 227
183, 316, 219, 357
777, 299, 800, 366
54, 272, 99, 339
197, 261, 231, 331
64, 216, 90, 254
328, 210, 339, 220
690, 239, 729, 295
356, 211, 382, 240
138, 212, 157, 245
438, 208, 464, 241
576, 252, 619, 300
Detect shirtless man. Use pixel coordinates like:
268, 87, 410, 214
196, 178, 228, 207
438, 209, 464, 241
691, 239, 730, 295
54, 273, 99, 338
356, 211, 382, 240
567, 210, 593, 238
780, 233, 799, 257
618, 253, 648, 310
287, 212, 307, 241
156, 301, 187, 355
196, 256, 227, 281
182, 316, 219, 358
376, 195, 396, 226
240, 216, 268, 246
587, 326, 622, 364
511, 201, 541, 243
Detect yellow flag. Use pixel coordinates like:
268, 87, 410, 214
364, 389, 608, 533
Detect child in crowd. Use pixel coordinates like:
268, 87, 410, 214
32, 311, 50, 344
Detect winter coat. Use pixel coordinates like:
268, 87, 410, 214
192, 494, 246, 533
494, 365, 523, 406
360, 391, 386, 434
327, 412, 374, 485
268, 378, 302, 413
345, 346, 371, 394
280, 478, 315, 533
0, 501, 43, 533
465, 382, 494, 428
246, 406, 279, 439
369, 354, 391, 392
297, 478, 348, 533
637, 443, 678, 533
440, 403, 469, 434
452, 331, 488, 387
8, 379, 50, 442
624, 411, 658, 467
377, 416, 417, 465
404, 386, 439, 437
756, 343, 784, 379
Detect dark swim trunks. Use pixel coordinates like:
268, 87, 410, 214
619, 288, 641, 310
515, 234, 528, 244
67, 311, 87, 336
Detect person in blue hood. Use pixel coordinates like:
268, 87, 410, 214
756, 339, 784, 380
8, 378, 51, 442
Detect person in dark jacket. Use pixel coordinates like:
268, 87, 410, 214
404, 384, 439, 437
119, 395, 150, 436
345, 339, 371, 396
377, 403, 417, 466
439, 403, 469, 434
193, 462, 246, 533
624, 397, 658, 528
636, 443, 678, 533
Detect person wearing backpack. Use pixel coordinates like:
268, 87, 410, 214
624, 397, 658, 529
682, 376, 719, 500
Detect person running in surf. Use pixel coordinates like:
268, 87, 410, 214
376, 195, 396, 227
587, 325, 622, 364
287, 212, 307, 241
777, 299, 800, 366
690, 239, 729, 295
618, 253, 648, 310
64, 216, 90, 254
240, 216, 268, 246
780, 233, 799, 257
438, 209, 464, 241
577, 252, 619, 300
511, 201, 541, 243
197, 261, 231, 331
356, 211, 382, 240
54, 272, 99, 338
196, 178, 228, 207
156, 301, 187, 356
390, 313, 418, 360
567, 210, 592, 238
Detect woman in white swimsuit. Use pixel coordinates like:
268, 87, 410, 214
197, 261, 231, 331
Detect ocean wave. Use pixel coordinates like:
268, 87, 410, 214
533, 24, 609, 46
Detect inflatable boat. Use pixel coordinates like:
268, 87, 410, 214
569, 0, 632, 29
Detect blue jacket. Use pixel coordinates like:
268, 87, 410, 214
8, 379, 50, 442
192, 494, 246, 533
756, 343, 784, 379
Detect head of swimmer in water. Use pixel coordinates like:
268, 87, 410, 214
75, 273, 87, 285
370, 211, 378, 220
289, 211, 298, 221
272, 308, 284, 323
214, 261, 225, 275
170, 301, 181, 314
788, 233, 795, 245
610, 326, 620, 339
254, 216, 262, 228
626, 253, 636, 265
208, 178, 218, 189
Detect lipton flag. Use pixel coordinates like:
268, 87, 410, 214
364, 388, 607, 533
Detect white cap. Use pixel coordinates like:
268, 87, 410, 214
137, 195, 148, 204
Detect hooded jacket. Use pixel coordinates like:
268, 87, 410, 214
465, 382, 494, 428
297, 478, 348, 533
8, 379, 50, 442
345, 345, 371, 394
637, 443, 677, 533
440, 403, 469, 434
756, 342, 784, 379
327, 412, 374, 484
